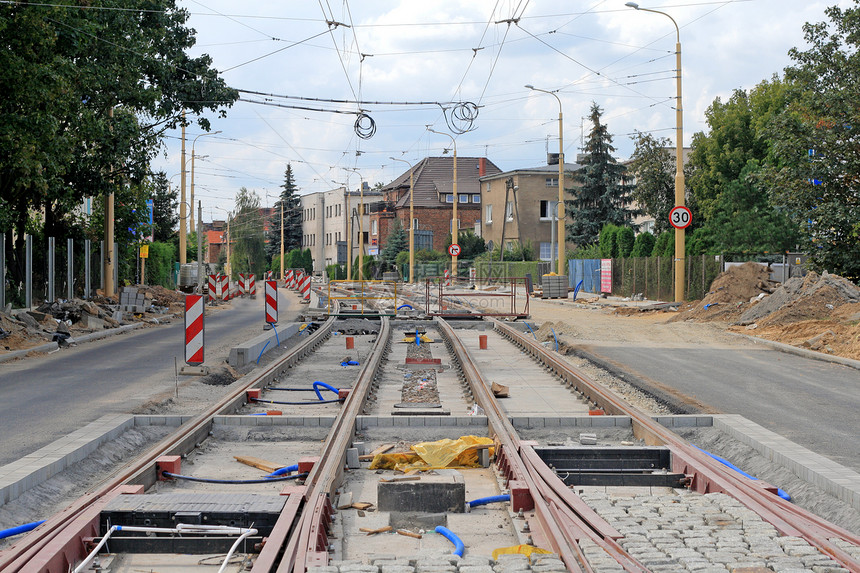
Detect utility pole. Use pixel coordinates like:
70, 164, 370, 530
280, 202, 284, 280
179, 111, 187, 265
197, 201, 203, 292
104, 107, 115, 297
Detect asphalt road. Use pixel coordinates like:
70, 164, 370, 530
577, 342, 860, 473
0, 289, 301, 467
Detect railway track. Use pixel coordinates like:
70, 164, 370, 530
0, 280, 858, 572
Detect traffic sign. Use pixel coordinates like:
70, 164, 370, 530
448, 243, 461, 257
669, 206, 692, 229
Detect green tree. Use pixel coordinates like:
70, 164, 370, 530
267, 164, 302, 262
631, 232, 656, 257
762, 5, 860, 279
599, 224, 619, 258
653, 231, 675, 257
617, 226, 635, 257
629, 131, 675, 235
380, 218, 408, 268
0, 1, 237, 287
149, 172, 178, 243
302, 248, 314, 273
230, 188, 266, 278
568, 103, 635, 246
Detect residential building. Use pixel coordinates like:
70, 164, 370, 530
299, 184, 381, 275
479, 157, 581, 261
374, 156, 502, 255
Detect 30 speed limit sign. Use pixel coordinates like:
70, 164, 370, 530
448, 243, 461, 257
669, 206, 692, 229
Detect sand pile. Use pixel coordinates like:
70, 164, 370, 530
737, 271, 860, 326
673, 262, 777, 323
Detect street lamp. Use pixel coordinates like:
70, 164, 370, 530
426, 128, 458, 277
191, 130, 222, 240
390, 156, 415, 283
344, 168, 366, 281
525, 84, 565, 275
626, 2, 685, 302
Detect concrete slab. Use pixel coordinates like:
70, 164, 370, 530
228, 322, 301, 368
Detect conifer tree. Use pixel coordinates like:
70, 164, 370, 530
568, 103, 634, 246
267, 164, 302, 261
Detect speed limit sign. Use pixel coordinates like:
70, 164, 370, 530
669, 206, 692, 229
448, 243, 461, 257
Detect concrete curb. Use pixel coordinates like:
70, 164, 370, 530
0, 322, 146, 364
228, 323, 301, 368
731, 331, 860, 371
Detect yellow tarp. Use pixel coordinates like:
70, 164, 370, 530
491, 544, 553, 560
368, 436, 494, 472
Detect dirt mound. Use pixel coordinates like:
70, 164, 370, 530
738, 271, 860, 327
138, 285, 185, 308
671, 262, 777, 323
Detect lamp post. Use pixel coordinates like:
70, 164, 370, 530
426, 128, 458, 276
525, 85, 565, 275
626, 2, 685, 301
389, 157, 415, 283
344, 168, 366, 280
191, 130, 221, 241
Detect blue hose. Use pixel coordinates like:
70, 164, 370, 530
265, 463, 300, 478
415, 329, 420, 346
397, 304, 413, 310
524, 322, 537, 340
162, 471, 307, 484
268, 322, 280, 347
693, 445, 791, 501
256, 340, 270, 364
313, 381, 340, 401
341, 360, 359, 367
573, 279, 583, 301
466, 494, 510, 510
434, 526, 464, 557
251, 397, 343, 405
550, 328, 559, 351
0, 520, 45, 540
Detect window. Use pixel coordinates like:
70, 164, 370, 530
371, 220, 378, 235
449, 219, 461, 232
486, 205, 493, 224
472, 195, 481, 203
539, 242, 557, 261
445, 194, 454, 203
485, 182, 491, 192
545, 177, 558, 187
413, 218, 419, 230
505, 201, 513, 221
540, 200, 554, 220
459, 194, 469, 203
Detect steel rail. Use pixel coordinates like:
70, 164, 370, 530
435, 317, 650, 573
491, 318, 860, 571
0, 313, 337, 573
267, 316, 391, 573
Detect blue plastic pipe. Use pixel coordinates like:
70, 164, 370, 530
415, 329, 420, 346
550, 328, 559, 351
265, 463, 300, 478
162, 471, 307, 484
397, 304, 413, 310
524, 322, 537, 340
434, 525, 464, 557
466, 494, 510, 510
0, 520, 45, 540
256, 340, 270, 364
573, 279, 584, 301
340, 360, 359, 367
693, 445, 791, 501
313, 381, 340, 401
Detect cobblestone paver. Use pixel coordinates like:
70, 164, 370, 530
311, 551, 568, 573
578, 491, 857, 573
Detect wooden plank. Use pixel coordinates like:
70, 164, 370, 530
359, 526, 392, 535
351, 502, 374, 510
233, 455, 283, 473
397, 529, 422, 539
358, 443, 395, 461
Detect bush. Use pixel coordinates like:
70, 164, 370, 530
326, 264, 346, 280
616, 226, 635, 257
653, 231, 675, 257
599, 224, 619, 258
569, 242, 601, 259
630, 232, 656, 257
145, 241, 176, 288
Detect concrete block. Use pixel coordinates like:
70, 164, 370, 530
346, 448, 360, 469
378, 471, 465, 513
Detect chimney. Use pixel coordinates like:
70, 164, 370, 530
478, 157, 486, 176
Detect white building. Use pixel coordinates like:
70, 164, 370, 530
299, 184, 380, 275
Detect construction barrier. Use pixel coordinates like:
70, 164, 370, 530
248, 273, 256, 297
208, 275, 218, 302
220, 274, 229, 301
238, 273, 247, 296
265, 280, 278, 324
301, 274, 311, 303
444, 269, 451, 286
286, 269, 294, 290
184, 294, 204, 365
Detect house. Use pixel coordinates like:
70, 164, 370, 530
374, 156, 502, 255
479, 157, 581, 261
299, 184, 382, 275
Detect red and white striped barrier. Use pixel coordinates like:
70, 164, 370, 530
184, 294, 204, 365
444, 269, 451, 286
294, 271, 303, 290
208, 275, 218, 303
220, 274, 229, 300
248, 273, 256, 297
300, 274, 311, 303
238, 273, 247, 296
265, 270, 273, 281
286, 269, 294, 290
265, 279, 278, 324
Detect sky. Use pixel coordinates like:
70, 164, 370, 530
150, 0, 849, 224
